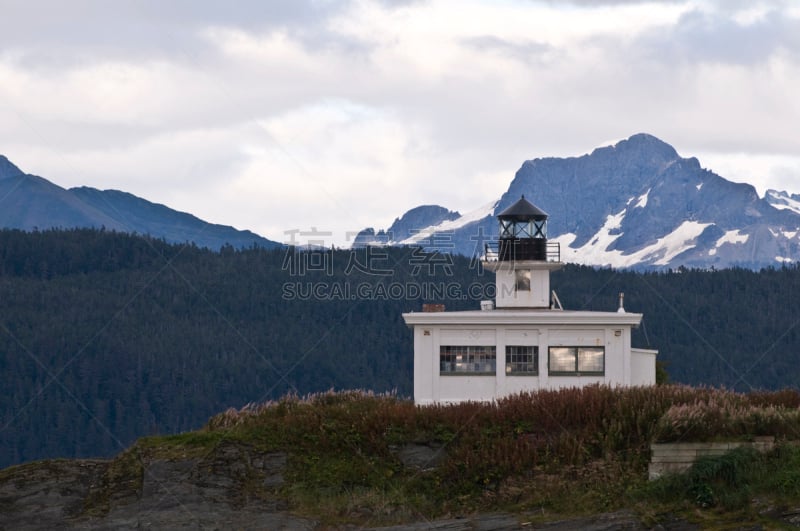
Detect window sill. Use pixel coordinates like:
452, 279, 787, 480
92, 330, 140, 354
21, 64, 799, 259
548, 372, 605, 377
440, 372, 496, 376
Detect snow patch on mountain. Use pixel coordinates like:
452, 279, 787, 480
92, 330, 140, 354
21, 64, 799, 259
766, 189, 800, 216
398, 200, 498, 245
604, 209, 626, 232
558, 219, 713, 268
709, 229, 749, 256
560, 209, 628, 265
634, 189, 650, 209
360, 134, 800, 269
644, 221, 714, 266
717, 229, 749, 247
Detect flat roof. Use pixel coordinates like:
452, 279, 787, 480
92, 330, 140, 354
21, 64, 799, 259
402, 309, 643, 327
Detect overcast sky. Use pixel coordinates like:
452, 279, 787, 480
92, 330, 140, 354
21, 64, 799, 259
1, 0, 799, 246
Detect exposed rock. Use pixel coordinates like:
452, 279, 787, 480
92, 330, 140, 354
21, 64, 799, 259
0, 459, 107, 530
361, 512, 523, 530
0, 444, 315, 530
531, 509, 648, 530
0, 445, 776, 530
394, 442, 447, 470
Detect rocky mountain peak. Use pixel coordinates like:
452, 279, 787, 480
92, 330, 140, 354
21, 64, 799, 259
0, 156, 281, 250
606, 132, 680, 161
0, 155, 24, 180
387, 205, 461, 242
766, 189, 800, 216
357, 133, 800, 269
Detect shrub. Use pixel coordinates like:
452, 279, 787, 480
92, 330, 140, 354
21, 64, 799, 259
194, 385, 800, 522
654, 389, 800, 442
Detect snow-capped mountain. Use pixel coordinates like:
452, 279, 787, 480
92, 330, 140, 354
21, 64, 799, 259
766, 189, 800, 216
357, 133, 800, 269
352, 205, 462, 247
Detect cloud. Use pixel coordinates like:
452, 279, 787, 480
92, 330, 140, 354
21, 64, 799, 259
461, 35, 554, 65
2, 0, 800, 244
546, 0, 685, 4
0, 0, 370, 69
639, 6, 800, 65
694, 152, 800, 197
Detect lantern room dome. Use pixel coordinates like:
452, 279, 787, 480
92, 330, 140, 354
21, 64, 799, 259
494, 195, 550, 261
497, 195, 548, 222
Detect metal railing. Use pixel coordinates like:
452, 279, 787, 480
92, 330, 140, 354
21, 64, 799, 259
483, 240, 560, 262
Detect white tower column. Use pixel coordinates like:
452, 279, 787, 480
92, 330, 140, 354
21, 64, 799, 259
482, 195, 563, 309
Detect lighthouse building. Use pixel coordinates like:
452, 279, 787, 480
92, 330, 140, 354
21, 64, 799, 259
402, 196, 657, 405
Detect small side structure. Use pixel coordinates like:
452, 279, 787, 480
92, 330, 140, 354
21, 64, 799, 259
402, 195, 658, 405
648, 438, 775, 480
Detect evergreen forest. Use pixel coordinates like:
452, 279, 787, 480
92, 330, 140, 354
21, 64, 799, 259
1, 228, 799, 469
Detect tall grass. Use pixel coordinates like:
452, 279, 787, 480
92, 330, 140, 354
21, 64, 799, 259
197, 385, 800, 521
655, 390, 800, 442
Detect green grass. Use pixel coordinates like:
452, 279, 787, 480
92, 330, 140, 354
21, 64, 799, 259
632, 443, 800, 528
71, 385, 800, 526
81, 446, 144, 517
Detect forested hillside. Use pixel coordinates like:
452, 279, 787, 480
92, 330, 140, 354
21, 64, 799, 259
1, 228, 799, 469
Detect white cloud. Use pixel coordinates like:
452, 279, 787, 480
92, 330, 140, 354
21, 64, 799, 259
1, 0, 799, 245
695, 152, 800, 196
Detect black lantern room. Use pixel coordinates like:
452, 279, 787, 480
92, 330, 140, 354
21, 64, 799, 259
497, 195, 549, 261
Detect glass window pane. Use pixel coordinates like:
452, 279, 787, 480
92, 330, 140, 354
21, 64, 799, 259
440, 346, 495, 374
578, 348, 604, 373
506, 345, 537, 374
515, 270, 531, 291
478, 346, 496, 372
549, 347, 575, 372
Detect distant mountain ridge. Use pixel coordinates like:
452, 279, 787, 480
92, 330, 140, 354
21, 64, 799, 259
765, 189, 800, 216
0, 156, 281, 250
358, 134, 800, 270
353, 205, 461, 246
6, 135, 799, 268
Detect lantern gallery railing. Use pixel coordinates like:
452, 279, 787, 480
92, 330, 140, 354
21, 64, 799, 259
483, 240, 560, 263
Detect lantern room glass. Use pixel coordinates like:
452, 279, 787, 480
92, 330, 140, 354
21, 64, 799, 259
499, 219, 546, 239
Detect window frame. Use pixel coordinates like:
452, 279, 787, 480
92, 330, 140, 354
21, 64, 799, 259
505, 345, 538, 376
547, 346, 605, 376
440, 345, 497, 375
514, 269, 531, 291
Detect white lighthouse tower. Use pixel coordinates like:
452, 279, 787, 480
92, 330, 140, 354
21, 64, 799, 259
402, 195, 658, 405
483, 195, 562, 309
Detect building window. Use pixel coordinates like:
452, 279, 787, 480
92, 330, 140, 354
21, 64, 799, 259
515, 270, 531, 291
500, 220, 513, 238
440, 346, 496, 374
548, 347, 604, 375
506, 346, 538, 375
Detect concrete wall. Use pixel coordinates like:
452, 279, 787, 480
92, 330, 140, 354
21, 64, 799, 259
649, 438, 775, 480
413, 324, 436, 405
495, 268, 550, 308
631, 348, 658, 386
